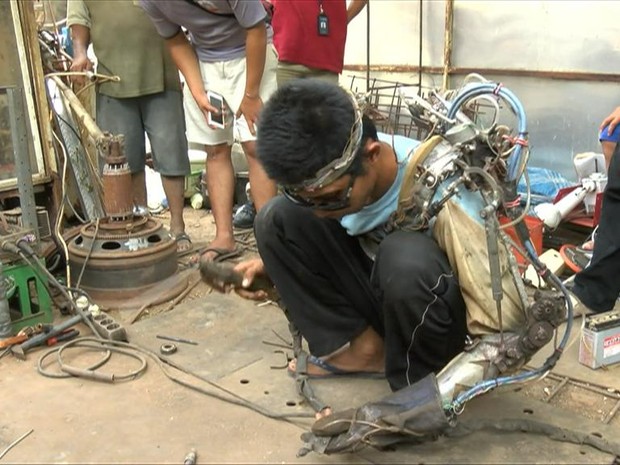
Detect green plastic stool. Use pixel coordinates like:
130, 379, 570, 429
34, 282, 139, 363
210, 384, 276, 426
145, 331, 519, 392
4, 260, 53, 335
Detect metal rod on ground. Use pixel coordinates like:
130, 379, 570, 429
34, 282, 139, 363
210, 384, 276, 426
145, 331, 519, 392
531, 369, 620, 399
0, 429, 34, 460
156, 334, 199, 346
569, 378, 620, 399
540, 371, 620, 424
159, 278, 201, 314
544, 376, 569, 403
129, 299, 156, 325
604, 399, 620, 424
128, 273, 196, 324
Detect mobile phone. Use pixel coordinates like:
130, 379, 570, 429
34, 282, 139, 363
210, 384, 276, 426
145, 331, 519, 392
207, 91, 225, 129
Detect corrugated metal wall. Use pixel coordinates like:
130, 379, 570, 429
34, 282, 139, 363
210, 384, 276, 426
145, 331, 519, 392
344, 0, 620, 181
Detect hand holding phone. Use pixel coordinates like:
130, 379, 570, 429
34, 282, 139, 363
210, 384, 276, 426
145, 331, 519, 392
206, 91, 225, 129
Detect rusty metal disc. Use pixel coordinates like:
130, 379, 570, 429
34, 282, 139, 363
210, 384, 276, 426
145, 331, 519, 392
67, 216, 185, 308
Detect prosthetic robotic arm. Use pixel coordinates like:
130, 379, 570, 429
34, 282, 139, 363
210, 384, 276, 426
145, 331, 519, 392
299, 77, 573, 456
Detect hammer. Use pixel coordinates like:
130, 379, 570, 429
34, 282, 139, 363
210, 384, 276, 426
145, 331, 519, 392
199, 260, 277, 299
11, 313, 83, 360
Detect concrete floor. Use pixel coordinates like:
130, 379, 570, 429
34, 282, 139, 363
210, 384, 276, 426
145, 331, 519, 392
2, 279, 620, 464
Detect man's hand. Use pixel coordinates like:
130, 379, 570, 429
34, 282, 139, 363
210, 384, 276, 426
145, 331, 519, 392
69, 55, 94, 85
239, 21, 267, 135
600, 106, 620, 136
233, 257, 271, 300
236, 94, 263, 135
199, 257, 276, 301
193, 91, 225, 130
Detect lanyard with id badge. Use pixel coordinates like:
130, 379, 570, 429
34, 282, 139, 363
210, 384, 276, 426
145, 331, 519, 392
317, 0, 329, 36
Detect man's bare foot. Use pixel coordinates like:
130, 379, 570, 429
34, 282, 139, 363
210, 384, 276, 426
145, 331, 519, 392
288, 327, 384, 377
171, 230, 192, 253
581, 239, 594, 251
315, 407, 333, 420
287, 354, 384, 377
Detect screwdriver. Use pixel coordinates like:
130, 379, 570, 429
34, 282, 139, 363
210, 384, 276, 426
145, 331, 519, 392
183, 448, 197, 465
46, 329, 80, 346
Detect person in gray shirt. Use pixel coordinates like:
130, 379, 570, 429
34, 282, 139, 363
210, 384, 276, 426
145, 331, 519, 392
141, 0, 279, 262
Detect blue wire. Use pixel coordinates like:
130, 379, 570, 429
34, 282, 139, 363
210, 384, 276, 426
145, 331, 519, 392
446, 84, 527, 182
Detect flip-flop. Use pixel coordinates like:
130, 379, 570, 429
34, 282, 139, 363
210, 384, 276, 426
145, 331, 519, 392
288, 354, 385, 380
200, 247, 242, 263
174, 232, 193, 255
559, 244, 591, 273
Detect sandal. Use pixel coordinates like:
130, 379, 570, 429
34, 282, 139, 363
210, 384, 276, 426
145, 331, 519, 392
174, 232, 193, 255
559, 244, 591, 273
288, 354, 385, 380
200, 247, 242, 263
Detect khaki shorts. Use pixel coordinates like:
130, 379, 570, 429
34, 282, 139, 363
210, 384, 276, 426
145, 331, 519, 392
184, 44, 279, 146
276, 62, 339, 88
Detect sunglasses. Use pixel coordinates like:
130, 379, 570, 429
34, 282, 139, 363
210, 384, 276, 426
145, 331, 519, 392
283, 174, 356, 211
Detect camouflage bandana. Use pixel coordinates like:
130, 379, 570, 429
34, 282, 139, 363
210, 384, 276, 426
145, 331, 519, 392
286, 90, 366, 192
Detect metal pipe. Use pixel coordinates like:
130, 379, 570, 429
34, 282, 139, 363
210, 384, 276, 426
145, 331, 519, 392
417, 0, 423, 96
343, 64, 620, 83
7, 87, 39, 240
0, 261, 11, 338
365, 0, 370, 92
442, 0, 454, 91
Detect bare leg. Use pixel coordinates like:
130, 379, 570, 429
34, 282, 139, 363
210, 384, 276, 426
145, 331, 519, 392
602, 141, 616, 170
132, 170, 147, 208
241, 140, 277, 210
161, 175, 189, 251
203, 143, 236, 259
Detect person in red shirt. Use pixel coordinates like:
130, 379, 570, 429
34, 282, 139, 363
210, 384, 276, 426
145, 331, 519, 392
231, 0, 367, 230
271, 0, 367, 86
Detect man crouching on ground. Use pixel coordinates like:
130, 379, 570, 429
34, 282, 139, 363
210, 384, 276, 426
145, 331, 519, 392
232, 79, 469, 419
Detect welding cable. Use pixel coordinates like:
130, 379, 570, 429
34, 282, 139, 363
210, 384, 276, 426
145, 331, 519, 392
50, 126, 93, 291
37, 336, 315, 422
37, 341, 112, 379
45, 252, 62, 273
50, 117, 91, 225
0, 347, 10, 361
157, 349, 315, 421
446, 417, 620, 457
50, 128, 75, 288
74, 218, 99, 290
497, 167, 532, 231
51, 107, 104, 208
47, 77, 104, 197
57, 337, 147, 382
